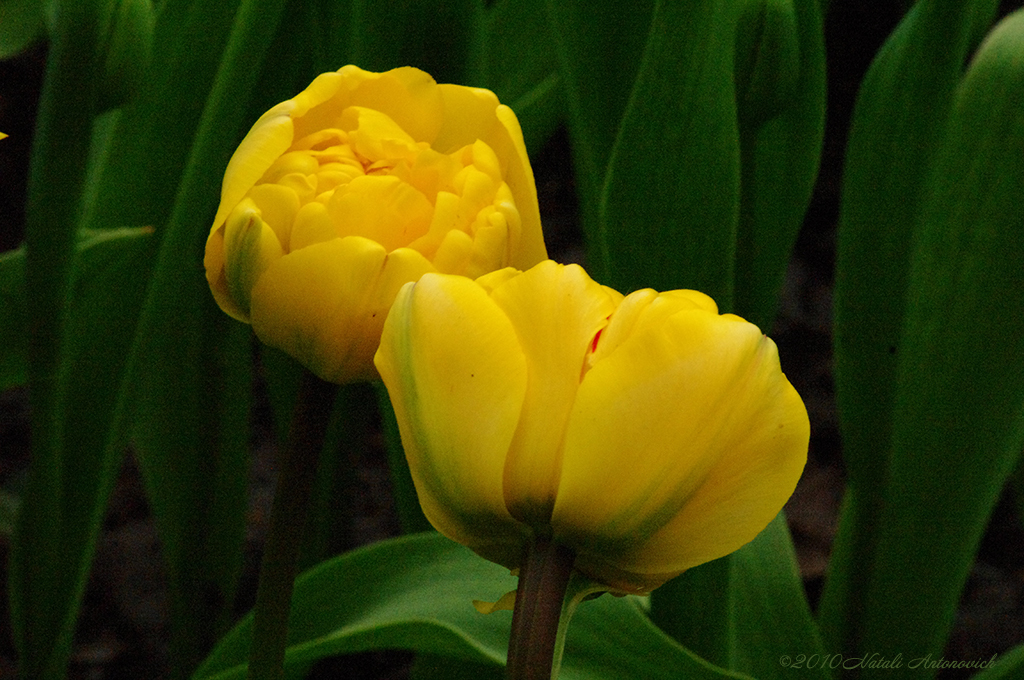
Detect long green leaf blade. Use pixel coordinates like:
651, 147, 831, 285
855, 10, 1024, 673
599, 0, 740, 302
542, 0, 655, 276
820, 0, 1000, 657
10, 0, 105, 675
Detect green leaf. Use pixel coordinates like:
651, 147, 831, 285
81, 0, 243, 233
10, 1, 113, 675
599, 0, 739, 303
194, 533, 753, 680
974, 643, 1024, 680
820, 0, 1000, 657
733, 0, 825, 331
731, 513, 829, 680
850, 8, 1024, 672
123, 0, 291, 676
477, 0, 563, 154
0, 0, 44, 59
542, 0, 655, 277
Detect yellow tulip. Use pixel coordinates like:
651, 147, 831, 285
205, 65, 546, 383
375, 260, 808, 594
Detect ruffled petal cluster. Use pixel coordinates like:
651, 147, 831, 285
375, 261, 808, 594
205, 65, 546, 383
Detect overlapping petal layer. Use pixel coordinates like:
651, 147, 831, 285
205, 65, 546, 383
375, 260, 809, 593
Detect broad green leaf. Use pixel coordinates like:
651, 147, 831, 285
194, 532, 753, 680
0, 228, 156, 391
478, 0, 563, 154
852, 9, 1024, 673
821, 0, 1000, 657
543, 0, 655, 276
600, 0, 739, 303
81, 0, 243, 233
731, 513, 829, 680
124, 1, 289, 676
733, 0, 825, 331
0, 0, 44, 59
346, 0, 481, 86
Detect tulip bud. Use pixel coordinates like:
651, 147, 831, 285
375, 260, 809, 594
205, 65, 547, 383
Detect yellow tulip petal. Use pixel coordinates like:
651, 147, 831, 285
434, 84, 503, 152
221, 199, 285, 317
436, 87, 545, 268
290, 202, 336, 251
249, 237, 431, 383
588, 288, 718, 367
293, 66, 443, 147
488, 262, 621, 526
472, 589, 517, 614
214, 114, 295, 231
553, 308, 807, 579
341, 106, 419, 163
204, 228, 246, 322
328, 175, 432, 250
375, 274, 529, 566
247, 182, 301, 251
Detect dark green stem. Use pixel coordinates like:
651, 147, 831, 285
506, 537, 577, 680
248, 371, 338, 680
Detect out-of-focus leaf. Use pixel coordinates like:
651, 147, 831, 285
95, 0, 154, 111
0, 228, 157, 390
542, 0, 655, 276
733, 0, 825, 331
11, 1, 110, 676
346, 0, 480, 86
81, 0, 243, 233
600, 0, 739, 302
850, 9, 1024, 673
820, 0, 1000, 658
0, 247, 29, 390
974, 643, 1024, 680
193, 533, 753, 680
124, 0, 289, 676
0, 0, 44, 59
731, 513, 829, 680
408, 654, 504, 680
478, 0, 563, 154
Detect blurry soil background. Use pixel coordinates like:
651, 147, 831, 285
1, 4, 1023, 679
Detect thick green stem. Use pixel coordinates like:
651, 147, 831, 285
506, 537, 577, 680
248, 371, 338, 680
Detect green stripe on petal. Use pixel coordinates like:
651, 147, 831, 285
375, 273, 529, 568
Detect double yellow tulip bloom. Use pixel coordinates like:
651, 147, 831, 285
376, 261, 809, 594
204, 66, 546, 383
